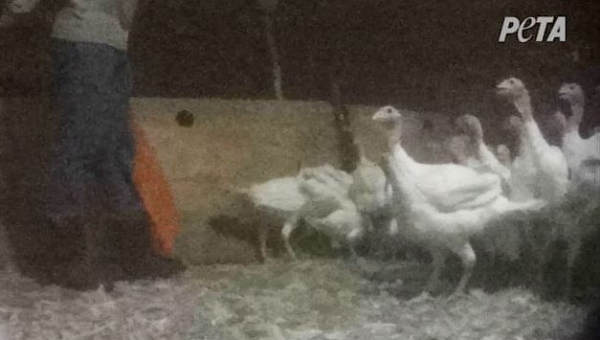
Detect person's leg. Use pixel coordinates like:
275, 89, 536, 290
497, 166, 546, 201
47, 41, 102, 221
45, 40, 123, 290
100, 51, 144, 214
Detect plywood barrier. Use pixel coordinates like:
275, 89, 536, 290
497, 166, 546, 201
130, 98, 455, 264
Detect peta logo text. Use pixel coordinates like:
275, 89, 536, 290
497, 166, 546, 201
499, 16, 566, 42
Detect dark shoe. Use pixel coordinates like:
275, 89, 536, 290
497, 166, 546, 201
45, 215, 104, 291
10, 216, 70, 285
107, 209, 185, 280
51, 259, 100, 291
16, 256, 57, 286
121, 253, 186, 280
97, 262, 126, 292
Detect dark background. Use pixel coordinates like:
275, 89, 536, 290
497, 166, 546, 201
0, 0, 599, 113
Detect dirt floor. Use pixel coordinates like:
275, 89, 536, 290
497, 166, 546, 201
0, 258, 589, 340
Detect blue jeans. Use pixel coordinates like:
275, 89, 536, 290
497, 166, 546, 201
46, 39, 144, 220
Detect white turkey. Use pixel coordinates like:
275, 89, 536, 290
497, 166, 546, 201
454, 114, 511, 185
298, 164, 353, 199
373, 106, 544, 295
282, 164, 365, 260
446, 132, 506, 263
451, 116, 524, 265
347, 143, 403, 259
496, 77, 570, 203
487, 142, 532, 265
503, 115, 539, 202
555, 83, 600, 188
550, 83, 600, 297
239, 176, 306, 261
348, 144, 392, 229
447, 135, 479, 168
241, 164, 359, 261
496, 77, 572, 294
373, 109, 505, 214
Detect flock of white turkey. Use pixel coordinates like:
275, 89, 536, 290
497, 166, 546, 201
239, 77, 599, 299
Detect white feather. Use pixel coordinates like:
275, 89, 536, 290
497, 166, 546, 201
245, 177, 305, 217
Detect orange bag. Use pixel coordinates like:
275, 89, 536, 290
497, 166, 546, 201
131, 120, 181, 257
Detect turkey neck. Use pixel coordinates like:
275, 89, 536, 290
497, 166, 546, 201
512, 91, 534, 122
499, 154, 511, 168
516, 129, 527, 155
468, 127, 484, 157
383, 120, 415, 176
385, 120, 403, 149
507, 122, 526, 158
381, 152, 412, 223
566, 102, 584, 134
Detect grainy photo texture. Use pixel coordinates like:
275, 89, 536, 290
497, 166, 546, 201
0, 0, 599, 339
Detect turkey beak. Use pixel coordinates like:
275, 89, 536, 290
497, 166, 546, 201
552, 111, 561, 120
558, 89, 569, 100
496, 85, 509, 96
